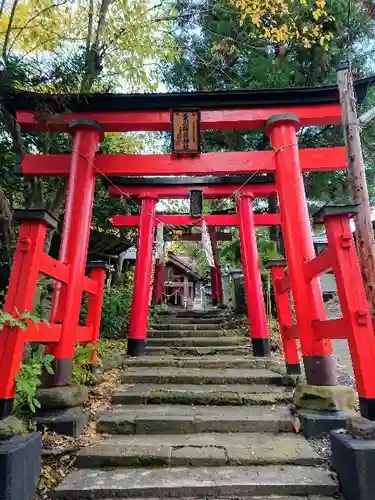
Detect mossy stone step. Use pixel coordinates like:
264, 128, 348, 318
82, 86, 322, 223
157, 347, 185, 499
122, 355, 280, 370
98, 403, 295, 435
75, 432, 322, 468
153, 323, 226, 331
53, 465, 338, 498
146, 337, 247, 347
144, 345, 250, 356
111, 385, 293, 407
157, 317, 223, 325
148, 329, 241, 338
121, 367, 284, 386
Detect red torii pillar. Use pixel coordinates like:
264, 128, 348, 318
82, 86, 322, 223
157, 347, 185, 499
265, 114, 337, 385
237, 194, 270, 356
152, 260, 165, 304
209, 228, 224, 307
49, 119, 103, 385
128, 194, 157, 356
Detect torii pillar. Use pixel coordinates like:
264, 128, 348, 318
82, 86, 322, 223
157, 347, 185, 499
49, 119, 103, 385
237, 194, 270, 356
265, 113, 337, 385
209, 228, 224, 307
128, 194, 157, 356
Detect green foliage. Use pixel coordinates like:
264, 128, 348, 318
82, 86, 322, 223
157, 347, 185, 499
100, 272, 134, 339
71, 343, 95, 386
71, 339, 128, 386
220, 228, 279, 271
0, 309, 44, 331
14, 347, 54, 418
161, 0, 375, 208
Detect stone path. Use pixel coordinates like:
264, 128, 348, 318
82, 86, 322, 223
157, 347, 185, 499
54, 310, 338, 499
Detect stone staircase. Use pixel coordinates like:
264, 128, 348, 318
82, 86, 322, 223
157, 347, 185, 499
54, 310, 338, 499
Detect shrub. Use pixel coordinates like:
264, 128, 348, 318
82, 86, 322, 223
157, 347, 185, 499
100, 272, 134, 339
14, 345, 54, 419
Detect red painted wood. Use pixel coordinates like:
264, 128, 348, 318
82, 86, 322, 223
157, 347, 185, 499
271, 266, 300, 367
82, 275, 99, 296
0, 222, 47, 400
51, 124, 102, 365
312, 318, 351, 340
304, 249, 333, 281
237, 194, 269, 341
85, 268, 107, 364
325, 213, 375, 399
209, 228, 223, 307
267, 118, 333, 362
24, 323, 61, 342
76, 326, 95, 343
21, 147, 347, 176
40, 254, 69, 283
129, 196, 157, 341
152, 260, 165, 305
109, 184, 276, 198
275, 274, 291, 294
16, 103, 341, 132
111, 213, 280, 227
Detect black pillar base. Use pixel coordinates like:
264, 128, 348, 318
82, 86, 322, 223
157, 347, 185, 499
0, 399, 14, 420
303, 355, 338, 385
35, 407, 89, 437
331, 430, 375, 500
286, 363, 301, 375
42, 358, 73, 387
127, 339, 146, 357
359, 398, 375, 420
0, 432, 41, 500
298, 408, 349, 438
252, 338, 270, 357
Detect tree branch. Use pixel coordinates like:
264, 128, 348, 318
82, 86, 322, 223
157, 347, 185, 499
359, 106, 375, 127
2, 0, 19, 63
8, 0, 69, 54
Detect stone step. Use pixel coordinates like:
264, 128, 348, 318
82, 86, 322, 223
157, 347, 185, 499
54, 465, 338, 498
121, 367, 284, 386
145, 345, 250, 356
153, 323, 224, 331
112, 384, 293, 407
148, 329, 241, 338
146, 337, 247, 347
59, 497, 334, 500
160, 311, 226, 319
157, 317, 224, 325
76, 432, 322, 468
122, 355, 281, 370
99, 404, 294, 434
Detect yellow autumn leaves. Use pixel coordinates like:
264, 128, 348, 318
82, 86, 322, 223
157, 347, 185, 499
231, 0, 334, 49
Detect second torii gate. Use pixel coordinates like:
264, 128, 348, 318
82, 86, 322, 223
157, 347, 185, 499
110, 175, 281, 358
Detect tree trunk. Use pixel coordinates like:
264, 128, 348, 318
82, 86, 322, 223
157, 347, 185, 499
337, 66, 375, 315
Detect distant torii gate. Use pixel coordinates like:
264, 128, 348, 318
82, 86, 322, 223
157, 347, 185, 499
1, 82, 375, 421
108, 174, 278, 313
111, 198, 281, 357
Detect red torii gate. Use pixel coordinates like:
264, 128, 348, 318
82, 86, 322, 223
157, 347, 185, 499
111, 207, 281, 357
1, 82, 375, 421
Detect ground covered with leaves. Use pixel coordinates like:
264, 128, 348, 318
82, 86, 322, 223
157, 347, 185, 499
36, 367, 122, 499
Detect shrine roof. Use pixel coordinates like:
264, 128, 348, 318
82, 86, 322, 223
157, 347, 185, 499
5, 75, 375, 113
167, 252, 202, 281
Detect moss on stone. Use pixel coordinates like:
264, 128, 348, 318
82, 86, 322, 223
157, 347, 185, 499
293, 384, 357, 411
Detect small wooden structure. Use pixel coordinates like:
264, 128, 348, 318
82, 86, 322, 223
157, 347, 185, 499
164, 253, 202, 309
